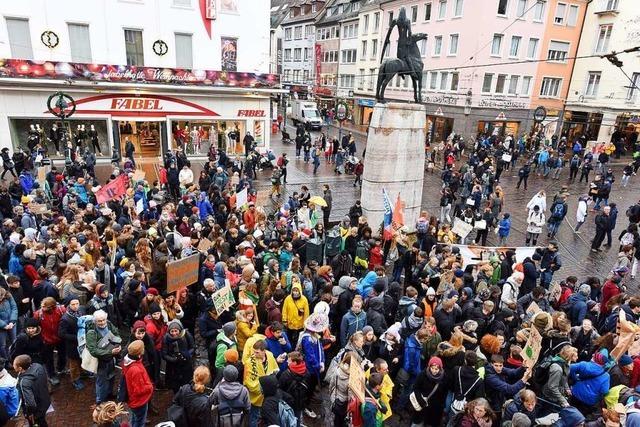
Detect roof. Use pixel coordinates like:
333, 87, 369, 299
316, 0, 365, 26
271, 1, 290, 28
281, 0, 330, 26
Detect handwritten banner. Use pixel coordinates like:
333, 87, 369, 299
166, 254, 200, 293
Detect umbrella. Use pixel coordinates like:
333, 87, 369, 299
308, 196, 327, 207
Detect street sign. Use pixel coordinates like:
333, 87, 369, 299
335, 100, 349, 122
533, 106, 547, 122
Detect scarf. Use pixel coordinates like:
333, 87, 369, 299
289, 360, 307, 375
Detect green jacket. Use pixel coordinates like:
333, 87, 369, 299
85, 321, 121, 361
214, 330, 237, 369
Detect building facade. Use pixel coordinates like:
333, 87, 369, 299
315, 3, 344, 110
0, 0, 280, 160
564, 0, 640, 144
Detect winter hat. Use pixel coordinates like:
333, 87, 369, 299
149, 303, 162, 315
579, 284, 591, 296
245, 248, 255, 258
131, 320, 146, 333
501, 308, 515, 319
146, 288, 159, 296
446, 290, 459, 299
95, 283, 107, 296
532, 312, 552, 331
373, 277, 388, 294
362, 326, 374, 336
593, 349, 608, 366
25, 318, 40, 328
127, 340, 144, 357
619, 354, 633, 367
167, 320, 183, 333
63, 296, 80, 307
512, 413, 532, 427
426, 287, 436, 296
223, 365, 239, 382
462, 287, 474, 299
224, 348, 239, 363
454, 269, 464, 278
222, 321, 237, 336
304, 312, 329, 333
314, 301, 330, 315
428, 356, 443, 369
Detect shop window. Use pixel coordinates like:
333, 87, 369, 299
9, 118, 109, 158
171, 120, 255, 155
6, 18, 33, 59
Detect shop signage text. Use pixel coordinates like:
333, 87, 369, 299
111, 98, 162, 111
237, 109, 266, 117
478, 98, 527, 110
424, 95, 458, 105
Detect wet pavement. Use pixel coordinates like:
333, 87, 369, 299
12, 125, 640, 426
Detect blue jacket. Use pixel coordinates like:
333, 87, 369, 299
279, 249, 293, 273
133, 190, 148, 212
568, 292, 588, 326
0, 296, 18, 328
300, 332, 324, 376
73, 182, 88, 204
484, 364, 526, 411
498, 218, 511, 237
569, 361, 610, 406
402, 334, 423, 377
539, 150, 549, 164
357, 271, 378, 298
197, 197, 214, 221
213, 262, 226, 289
8, 252, 22, 276
0, 373, 19, 417
19, 172, 34, 195
265, 329, 292, 372
340, 309, 367, 346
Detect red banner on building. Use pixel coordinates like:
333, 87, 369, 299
0, 59, 279, 88
315, 43, 322, 86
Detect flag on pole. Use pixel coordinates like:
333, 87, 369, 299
382, 189, 393, 240
392, 193, 405, 231
95, 175, 128, 204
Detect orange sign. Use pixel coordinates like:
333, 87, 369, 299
237, 109, 265, 117
166, 254, 200, 293
111, 98, 162, 110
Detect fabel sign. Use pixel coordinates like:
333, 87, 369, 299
111, 98, 163, 110
237, 109, 265, 117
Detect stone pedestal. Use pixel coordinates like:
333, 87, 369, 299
361, 102, 426, 234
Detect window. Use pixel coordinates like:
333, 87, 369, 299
5, 18, 32, 59
627, 73, 640, 101
595, 25, 612, 53
283, 69, 291, 82
540, 77, 562, 97
293, 69, 300, 82
371, 40, 378, 59
495, 74, 507, 93
294, 48, 302, 61
388, 11, 394, 27
369, 68, 376, 90
521, 76, 532, 95
124, 29, 144, 66
429, 72, 438, 89
508, 75, 519, 94
341, 49, 357, 63
482, 73, 494, 92
605, 0, 618, 10
173, 0, 191, 6
68, 23, 92, 63
554, 3, 566, 24
509, 36, 521, 57
285, 28, 292, 40
361, 41, 367, 58
454, 0, 463, 17
450, 72, 459, 91
420, 38, 428, 56
440, 72, 449, 90
548, 40, 570, 62
533, 0, 545, 20
305, 25, 313, 38
491, 34, 503, 56
449, 34, 459, 55
304, 47, 311, 61
294, 26, 302, 39
363, 14, 369, 34
175, 33, 193, 68
527, 38, 539, 59
438, 0, 446, 20
585, 72, 601, 97
358, 69, 365, 89
411, 5, 418, 22
567, 5, 579, 26
373, 12, 380, 31
303, 70, 309, 82
516, 0, 526, 17
497, 0, 508, 15
284, 49, 292, 61
425, 3, 432, 20
434, 36, 442, 55
340, 74, 355, 88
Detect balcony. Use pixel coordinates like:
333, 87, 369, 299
594, 0, 619, 16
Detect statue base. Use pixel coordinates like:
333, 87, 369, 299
361, 102, 426, 234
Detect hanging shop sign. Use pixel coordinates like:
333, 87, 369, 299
533, 106, 547, 123
0, 59, 279, 88
44, 93, 219, 117
335, 100, 349, 121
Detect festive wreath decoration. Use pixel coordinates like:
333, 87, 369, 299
41, 30, 60, 49
153, 40, 168, 56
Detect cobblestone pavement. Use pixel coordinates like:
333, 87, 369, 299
23, 126, 640, 426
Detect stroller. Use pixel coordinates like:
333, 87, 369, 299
281, 129, 292, 144
345, 155, 359, 174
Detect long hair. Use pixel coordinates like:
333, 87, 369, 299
193, 366, 211, 394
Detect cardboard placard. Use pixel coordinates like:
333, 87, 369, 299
132, 169, 146, 182
166, 254, 200, 293
522, 325, 542, 368
197, 238, 213, 253
348, 357, 366, 403
212, 285, 236, 315
612, 310, 640, 360
236, 188, 248, 209
452, 218, 473, 239
526, 302, 541, 316
28, 203, 49, 215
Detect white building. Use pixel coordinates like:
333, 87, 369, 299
0, 0, 281, 160
563, 0, 640, 144
336, 1, 362, 107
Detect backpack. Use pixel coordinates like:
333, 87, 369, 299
277, 156, 284, 167
216, 393, 246, 427
551, 202, 565, 220
416, 219, 428, 234
355, 240, 369, 261
531, 357, 559, 392
285, 374, 309, 409
278, 400, 298, 427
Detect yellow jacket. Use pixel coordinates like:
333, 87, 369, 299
281, 283, 309, 331
243, 351, 279, 406
236, 319, 258, 353
366, 368, 394, 420
242, 333, 267, 365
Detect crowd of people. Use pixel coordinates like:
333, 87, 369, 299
0, 126, 639, 427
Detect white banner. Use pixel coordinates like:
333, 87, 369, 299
236, 188, 248, 209
444, 244, 539, 265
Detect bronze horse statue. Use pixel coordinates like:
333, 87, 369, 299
376, 32, 427, 104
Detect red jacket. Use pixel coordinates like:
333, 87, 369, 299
601, 280, 621, 315
34, 305, 66, 345
122, 356, 154, 408
369, 246, 383, 270
144, 315, 167, 351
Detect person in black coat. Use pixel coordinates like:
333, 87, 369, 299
366, 298, 388, 337
259, 374, 294, 426
14, 356, 51, 427
57, 297, 84, 390
411, 356, 447, 425
519, 257, 539, 299
11, 318, 44, 364
167, 163, 180, 201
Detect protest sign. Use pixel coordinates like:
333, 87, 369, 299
451, 218, 472, 239
522, 325, 542, 368
197, 238, 213, 253
212, 285, 235, 315
526, 302, 541, 316
28, 203, 49, 215
443, 244, 538, 266
348, 357, 366, 403
135, 199, 144, 215
236, 188, 248, 209
132, 169, 146, 182
612, 309, 640, 360
166, 254, 200, 293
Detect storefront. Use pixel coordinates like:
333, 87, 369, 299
614, 113, 640, 147
427, 114, 455, 144
355, 98, 376, 126
477, 120, 520, 138
561, 111, 603, 143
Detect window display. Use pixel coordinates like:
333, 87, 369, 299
9, 118, 109, 158
117, 121, 162, 158
171, 120, 246, 156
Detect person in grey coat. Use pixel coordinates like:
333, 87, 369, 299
14, 355, 51, 427
542, 345, 577, 408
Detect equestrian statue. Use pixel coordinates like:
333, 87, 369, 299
375, 7, 427, 104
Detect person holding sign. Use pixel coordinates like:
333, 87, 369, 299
360, 373, 387, 427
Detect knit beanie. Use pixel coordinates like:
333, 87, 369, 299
579, 284, 591, 296
127, 340, 145, 357
223, 365, 239, 382
149, 303, 162, 315
512, 413, 532, 427
131, 320, 146, 333
428, 356, 443, 369
224, 348, 239, 363
222, 321, 237, 336
167, 320, 183, 333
